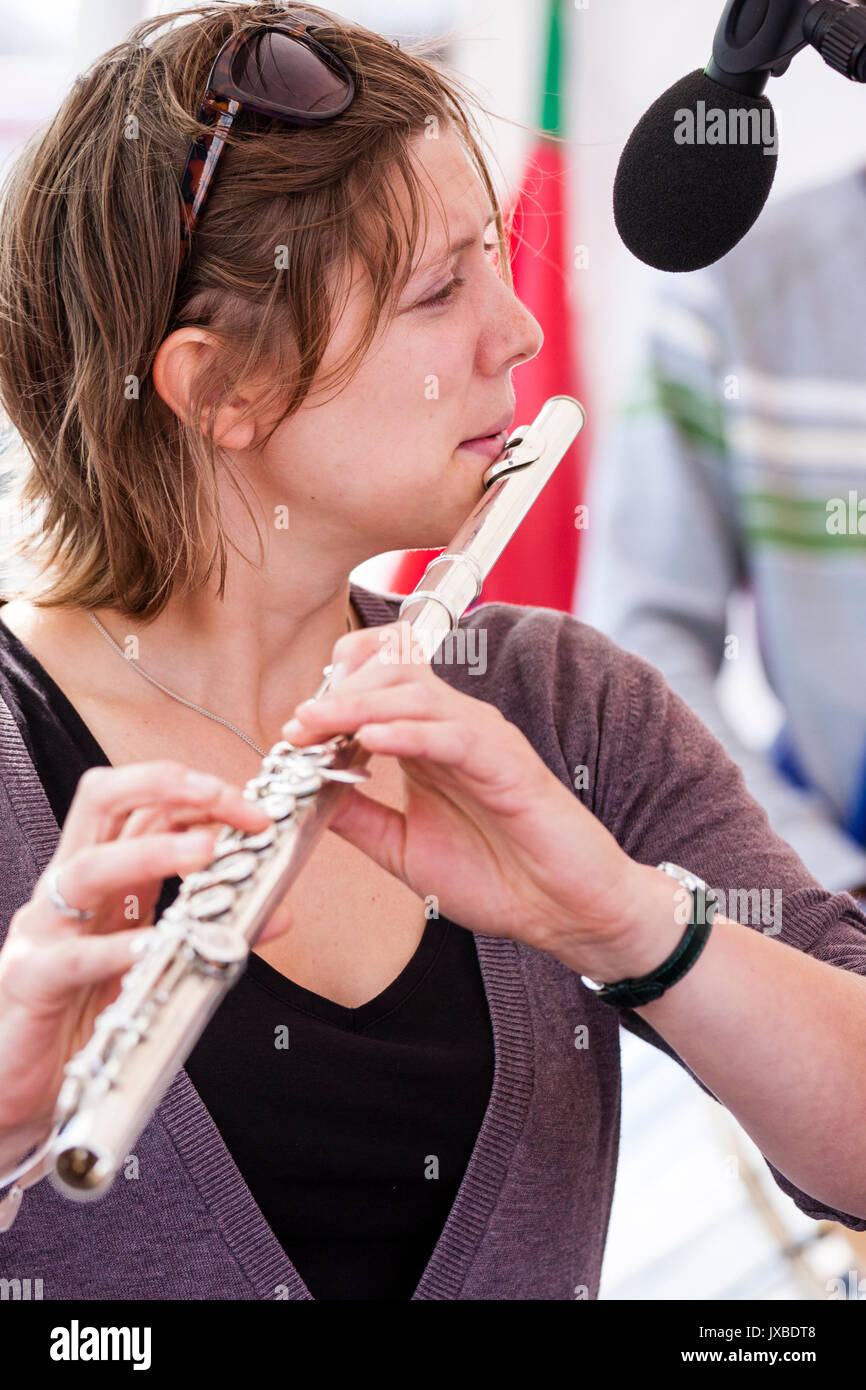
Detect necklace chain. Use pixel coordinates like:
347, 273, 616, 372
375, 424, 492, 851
86, 607, 354, 759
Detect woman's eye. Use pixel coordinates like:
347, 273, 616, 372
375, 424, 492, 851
419, 276, 466, 310
417, 237, 502, 309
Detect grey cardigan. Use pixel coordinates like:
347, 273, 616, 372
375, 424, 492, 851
1, 582, 865, 1300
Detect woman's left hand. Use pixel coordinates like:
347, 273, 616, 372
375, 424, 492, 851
281, 621, 644, 979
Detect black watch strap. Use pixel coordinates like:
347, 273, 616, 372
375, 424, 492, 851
581, 866, 718, 1010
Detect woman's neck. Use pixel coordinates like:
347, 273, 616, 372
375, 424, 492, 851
5, 574, 361, 755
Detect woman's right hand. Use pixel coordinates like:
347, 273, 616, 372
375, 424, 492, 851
0, 760, 275, 1158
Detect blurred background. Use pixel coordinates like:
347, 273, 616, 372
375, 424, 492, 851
1, 0, 865, 1299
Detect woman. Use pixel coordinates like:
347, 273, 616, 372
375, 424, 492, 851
0, 2, 865, 1302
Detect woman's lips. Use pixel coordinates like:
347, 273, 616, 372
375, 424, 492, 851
457, 429, 509, 461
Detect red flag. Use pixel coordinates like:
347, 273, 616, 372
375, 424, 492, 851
389, 0, 589, 612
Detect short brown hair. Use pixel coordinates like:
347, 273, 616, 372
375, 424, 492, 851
0, 2, 515, 618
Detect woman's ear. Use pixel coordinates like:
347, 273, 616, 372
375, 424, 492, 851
151, 327, 258, 450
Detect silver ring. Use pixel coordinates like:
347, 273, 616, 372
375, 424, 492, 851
44, 866, 95, 922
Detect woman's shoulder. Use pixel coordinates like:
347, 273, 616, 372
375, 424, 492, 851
347, 582, 665, 781
0, 599, 55, 701
0, 598, 33, 693
349, 580, 650, 701
350, 579, 628, 658
0, 598, 83, 779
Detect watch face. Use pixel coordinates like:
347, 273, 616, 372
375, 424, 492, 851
659, 862, 708, 894
580, 975, 605, 993
659, 861, 697, 887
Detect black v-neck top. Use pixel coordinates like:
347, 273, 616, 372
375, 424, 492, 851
0, 599, 495, 1301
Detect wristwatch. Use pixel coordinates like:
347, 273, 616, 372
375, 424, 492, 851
580, 862, 719, 1009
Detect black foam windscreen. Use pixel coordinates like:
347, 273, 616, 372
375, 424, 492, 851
613, 68, 778, 272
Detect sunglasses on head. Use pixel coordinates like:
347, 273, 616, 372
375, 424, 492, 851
178, 16, 356, 269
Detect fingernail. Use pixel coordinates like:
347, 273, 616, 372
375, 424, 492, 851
329, 662, 349, 686
282, 718, 304, 739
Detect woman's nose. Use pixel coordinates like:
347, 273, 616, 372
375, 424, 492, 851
515, 298, 545, 366
482, 281, 545, 373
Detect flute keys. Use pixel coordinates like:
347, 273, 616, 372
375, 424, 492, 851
265, 742, 298, 761
274, 768, 327, 797
238, 738, 354, 818
262, 749, 300, 770
301, 742, 340, 759
263, 776, 302, 795
261, 793, 298, 821
178, 851, 259, 902
243, 778, 272, 801
186, 922, 248, 966
204, 850, 259, 885
185, 885, 235, 919
270, 740, 336, 762
238, 826, 276, 850
319, 765, 372, 785
214, 826, 276, 856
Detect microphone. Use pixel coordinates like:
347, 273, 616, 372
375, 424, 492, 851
614, 0, 866, 272
613, 68, 778, 273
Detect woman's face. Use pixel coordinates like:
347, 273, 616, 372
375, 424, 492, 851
257, 125, 544, 561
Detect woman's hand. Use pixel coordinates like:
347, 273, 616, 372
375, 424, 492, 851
0, 761, 274, 1147
282, 620, 646, 977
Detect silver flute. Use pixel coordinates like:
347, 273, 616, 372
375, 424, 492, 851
28, 395, 584, 1203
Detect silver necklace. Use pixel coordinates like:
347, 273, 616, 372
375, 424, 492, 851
87, 607, 354, 758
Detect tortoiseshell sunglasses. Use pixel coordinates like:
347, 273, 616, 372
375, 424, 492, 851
178, 18, 356, 269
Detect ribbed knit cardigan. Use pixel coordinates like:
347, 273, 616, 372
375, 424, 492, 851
1, 584, 864, 1299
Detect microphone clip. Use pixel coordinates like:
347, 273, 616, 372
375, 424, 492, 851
706, 0, 813, 96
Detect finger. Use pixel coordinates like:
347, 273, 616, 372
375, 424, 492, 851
114, 777, 272, 842
58, 762, 271, 857
118, 794, 269, 842
326, 620, 428, 686
30, 829, 220, 928
353, 717, 525, 804
326, 785, 407, 882
319, 635, 446, 705
0, 926, 161, 1011
283, 681, 440, 744
94, 877, 163, 934
353, 718, 472, 767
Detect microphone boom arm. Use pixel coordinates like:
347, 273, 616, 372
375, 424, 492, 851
707, 0, 866, 94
